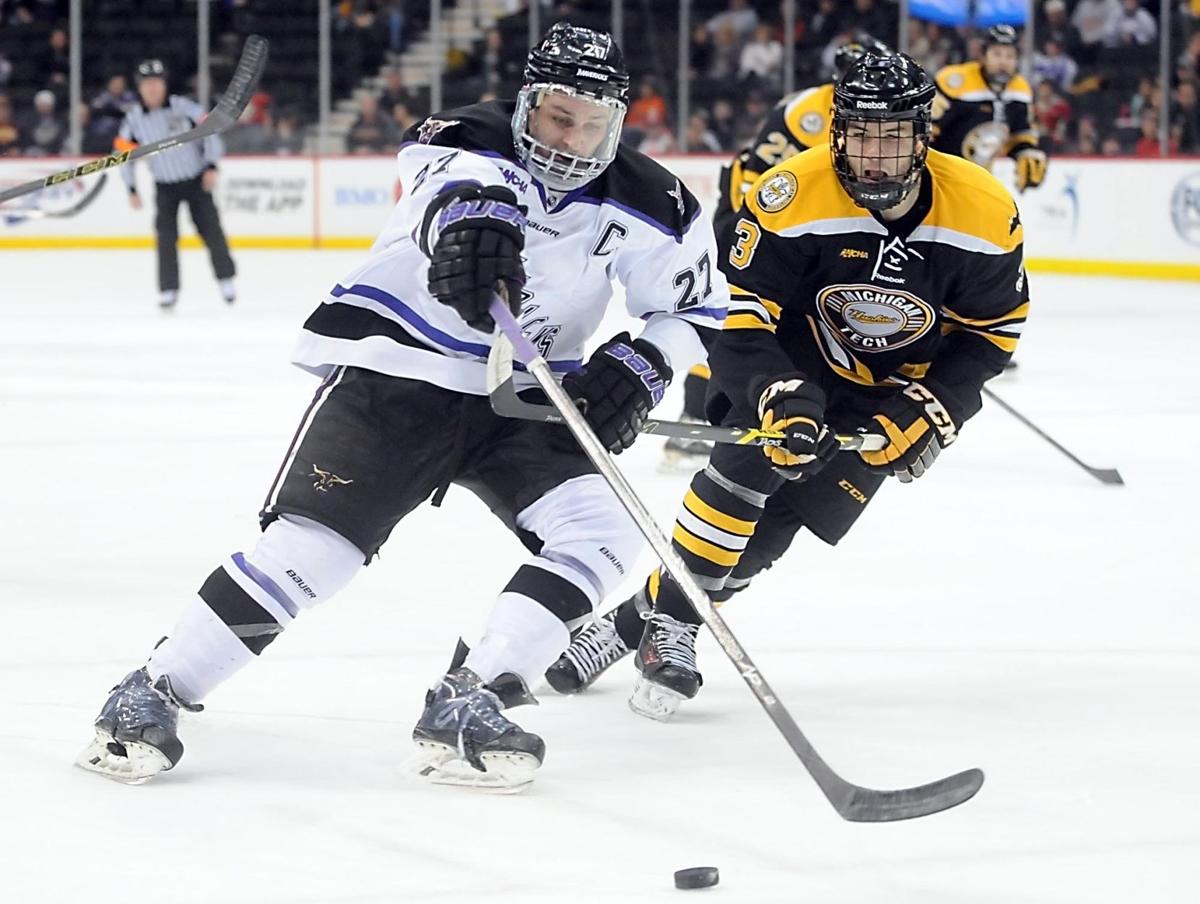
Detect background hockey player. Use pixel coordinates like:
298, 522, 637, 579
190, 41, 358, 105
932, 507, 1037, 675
547, 52, 1030, 719
663, 35, 888, 470
931, 24, 1048, 194
77, 24, 725, 790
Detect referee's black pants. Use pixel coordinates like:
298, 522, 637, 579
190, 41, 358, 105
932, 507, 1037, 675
155, 176, 236, 292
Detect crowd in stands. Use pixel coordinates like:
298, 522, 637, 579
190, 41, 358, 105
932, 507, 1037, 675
1, 0, 1197, 158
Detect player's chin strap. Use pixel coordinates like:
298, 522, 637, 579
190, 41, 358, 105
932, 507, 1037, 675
487, 295, 984, 823
484, 336, 884, 453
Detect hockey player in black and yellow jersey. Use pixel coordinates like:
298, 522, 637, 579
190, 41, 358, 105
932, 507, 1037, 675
663, 37, 889, 468
931, 24, 1047, 193
547, 53, 1030, 717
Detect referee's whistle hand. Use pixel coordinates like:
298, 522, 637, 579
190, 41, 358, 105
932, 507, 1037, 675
201, 170, 218, 192
129, 194, 143, 211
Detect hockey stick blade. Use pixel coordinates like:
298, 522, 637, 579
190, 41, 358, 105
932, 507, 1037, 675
983, 387, 1124, 486
2, 173, 107, 221
0, 36, 269, 207
484, 337, 883, 452
488, 298, 983, 822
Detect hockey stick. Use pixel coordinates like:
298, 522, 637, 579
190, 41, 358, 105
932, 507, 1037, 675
1, 173, 107, 222
489, 297, 984, 822
0, 35, 269, 208
983, 386, 1124, 486
485, 338, 884, 452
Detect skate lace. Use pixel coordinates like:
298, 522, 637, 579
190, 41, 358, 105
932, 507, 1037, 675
650, 614, 700, 672
563, 616, 627, 680
106, 670, 178, 732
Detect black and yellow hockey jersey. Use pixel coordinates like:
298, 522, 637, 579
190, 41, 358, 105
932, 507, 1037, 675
930, 61, 1038, 169
714, 83, 835, 238
711, 146, 1029, 431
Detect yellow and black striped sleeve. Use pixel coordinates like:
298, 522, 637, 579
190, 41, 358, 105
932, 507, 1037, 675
929, 219, 1029, 423
712, 205, 807, 420
1003, 75, 1039, 157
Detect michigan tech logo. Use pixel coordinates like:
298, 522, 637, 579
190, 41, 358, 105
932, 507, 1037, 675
817, 284, 935, 351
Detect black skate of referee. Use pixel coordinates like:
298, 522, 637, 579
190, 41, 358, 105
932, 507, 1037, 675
118, 59, 236, 309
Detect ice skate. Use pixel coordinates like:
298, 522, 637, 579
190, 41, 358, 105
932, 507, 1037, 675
658, 417, 712, 474
76, 666, 202, 784
629, 612, 702, 722
545, 609, 631, 694
412, 667, 545, 792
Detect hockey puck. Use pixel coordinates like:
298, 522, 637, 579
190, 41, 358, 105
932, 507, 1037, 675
674, 867, 719, 890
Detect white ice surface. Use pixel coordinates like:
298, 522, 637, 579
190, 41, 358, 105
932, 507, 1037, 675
1, 250, 1198, 903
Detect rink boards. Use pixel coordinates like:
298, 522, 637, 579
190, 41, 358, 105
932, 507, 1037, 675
1, 153, 1197, 279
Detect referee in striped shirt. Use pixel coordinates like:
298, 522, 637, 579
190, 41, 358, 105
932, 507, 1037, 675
118, 59, 236, 309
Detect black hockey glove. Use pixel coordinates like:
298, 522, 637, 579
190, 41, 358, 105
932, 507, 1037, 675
425, 184, 526, 332
859, 381, 961, 483
754, 374, 837, 481
563, 333, 672, 454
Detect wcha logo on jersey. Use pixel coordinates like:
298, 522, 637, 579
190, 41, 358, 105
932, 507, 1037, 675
310, 465, 353, 493
416, 118, 461, 144
800, 111, 824, 135
1170, 171, 1200, 247
757, 171, 797, 212
817, 284, 935, 351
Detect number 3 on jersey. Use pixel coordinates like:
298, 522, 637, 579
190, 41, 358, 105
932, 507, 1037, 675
729, 218, 761, 270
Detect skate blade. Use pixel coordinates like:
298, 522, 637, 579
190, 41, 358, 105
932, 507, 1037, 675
657, 448, 711, 475
75, 730, 171, 784
412, 740, 540, 793
628, 675, 687, 722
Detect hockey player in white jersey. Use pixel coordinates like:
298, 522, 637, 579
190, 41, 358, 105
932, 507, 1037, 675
77, 23, 726, 790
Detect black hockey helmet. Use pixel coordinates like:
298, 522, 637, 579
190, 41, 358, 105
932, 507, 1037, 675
984, 24, 1020, 48
136, 58, 167, 81
981, 24, 1020, 90
831, 52, 935, 211
833, 35, 890, 81
513, 23, 630, 191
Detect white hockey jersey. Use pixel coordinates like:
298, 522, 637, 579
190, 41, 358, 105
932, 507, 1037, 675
293, 101, 728, 395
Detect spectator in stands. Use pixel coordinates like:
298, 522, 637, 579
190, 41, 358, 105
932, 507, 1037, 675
707, 23, 742, 82
1100, 135, 1123, 155
1033, 38, 1079, 92
1173, 81, 1200, 153
706, 0, 758, 42
1035, 81, 1072, 149
626, 79, 668, 132
806, 0, 844, 53
21, 88, 66, 155
1104, 0, 1156, 48
1179, 33, 1200, 83
1074, 114, 1101, 153
1041, 1, 1080, 54
1072, 0, 1120, 62
637, 120, 677, 156
380, 69, 418, 118
851, 0, 896, 47
0, 94, 20, 156
78, 100, 114, 154
392, 99, 417, 135
36, 26, 69, 89
347, 93, 399, 154
383, 0, 406, 54
1129, 76, 1156, 120
690, 23, 713, 78
273, 111, 305, 155
709, 97, 737, 150
685, 112, 722, 152
0, 52, 12, 88
909, 20, 955, 74
1135, 109, 1175, 155
90, 74, 137, 151
732, 91, 769, 147
739, 23, 783, 91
